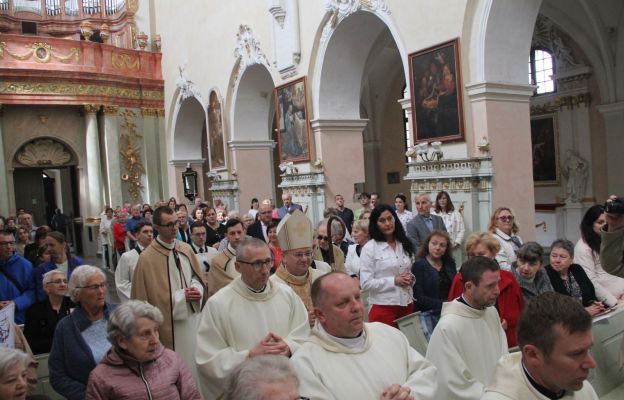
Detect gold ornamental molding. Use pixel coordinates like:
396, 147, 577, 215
140, 107, 164, 117
83, 104, 100, 114
0, 81, 164, 101
119, 109, 145, 201
103, 105, 119, 115
0, 42, 80, 64
112, 53, 140, 70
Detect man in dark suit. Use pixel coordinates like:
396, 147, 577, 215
277, 193, 303, 219
406, 192, 447, 251
247, 200, 279, 242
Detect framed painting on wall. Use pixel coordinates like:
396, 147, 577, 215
408, 38, 465, 143
208, 91, 226, 171
530, 114, 560, 185
274, 77, 311, 163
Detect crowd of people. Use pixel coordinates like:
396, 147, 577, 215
0, 191, 623, 400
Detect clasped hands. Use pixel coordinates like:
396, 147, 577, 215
249, 332, 291, 358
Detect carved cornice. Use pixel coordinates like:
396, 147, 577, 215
278, 172, 326, 189
83, 104, 101, 114
322, 0, 390, 42
0, 81, 164, 102
176, 61, 204, 104
405, 157, 494, 192
465, 82, 535, 103
530, 93, 591, 115
210, 179, 239, 193
232, 25, 271, 87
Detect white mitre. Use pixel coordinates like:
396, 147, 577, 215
276, 209, 313, 251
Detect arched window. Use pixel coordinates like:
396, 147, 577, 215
528, 48, 556, 95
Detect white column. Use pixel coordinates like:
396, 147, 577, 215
0, 105, 10, 216
141, 107, 165, 204
597, 101, 624, 195
84, 104, 103, 216
102, 105, 122, 208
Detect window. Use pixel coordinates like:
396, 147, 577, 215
528, 48, 556, 95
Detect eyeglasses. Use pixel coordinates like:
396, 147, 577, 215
78, 283, 107, 291
238, 259, 274, 270
317, 235, 330, 241
497, 216, 514, 222
0, 240, 15, 246
289, 251, 314, 259
157, 221, 180, 228
48, 279, 68, 285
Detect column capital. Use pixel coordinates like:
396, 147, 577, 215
227, 140, 275, 150
309, 118, 369, 133
596, 101, 624, 116
465, 82, 535, 103
102, 105, 119, 115
83, 104, 101, 114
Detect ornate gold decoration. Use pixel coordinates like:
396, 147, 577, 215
16, 139, 72, 166
119, 109, 145, 201
112, 53, 140, 70
102, 105, 119, 115
83, 104, 100, 114
140, 107, 163, 117
0, 82, 164, 101
556, 93, 591, 110
0, 42, 80, 63
128, 0, 139, 13
38, 115, 48, 124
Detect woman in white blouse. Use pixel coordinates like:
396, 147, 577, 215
574, 205, 624, 306
432, 191, 465, 249
345, 219, 370, 278
394, 194, 413, 231
360, 204, 415, 328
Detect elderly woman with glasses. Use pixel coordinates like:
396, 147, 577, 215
24, 270, 75, 354
49, 265, 115, 400
85, 300, 202, 400
488, 207, 523, 270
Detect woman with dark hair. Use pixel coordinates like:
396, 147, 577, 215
412, 230, 456, 337
267, 220, 282, 272
167, 197, 177, 210
394, 194, 413, 231
574, 205, 624, 306
510, 241, 553, 303
432, 191, 465, 254
33, 231, 83, 301
546, 239, 605, 316
360, 204, 415, 328
24, 226, 51, 267
248, 198, 259, 220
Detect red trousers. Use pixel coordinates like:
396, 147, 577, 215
369, 303, 414, 329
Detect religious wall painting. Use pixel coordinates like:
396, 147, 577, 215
408, 38, 465, 143
208, 91, 226, 171
530, 114, 560, 185
274, 77, 311, 163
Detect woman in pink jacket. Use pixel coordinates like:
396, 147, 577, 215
85, 300, 202, 400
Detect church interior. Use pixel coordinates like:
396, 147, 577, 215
2, 0, 624, 397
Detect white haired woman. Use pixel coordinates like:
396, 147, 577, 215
85, 300, 202, 400
49, 265, 115, 400
24, 270, 75, 354
0, 347, 49, 400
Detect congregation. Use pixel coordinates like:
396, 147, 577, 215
1, 190, 624, 400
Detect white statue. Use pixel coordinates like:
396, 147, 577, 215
562, 150, 588, 203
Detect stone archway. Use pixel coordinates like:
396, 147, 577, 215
12, 137, 79, 227
311, 9, 409, 206
229, 63, 276, 208
170, 95, 209, 201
